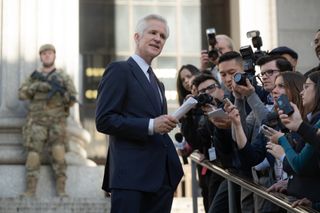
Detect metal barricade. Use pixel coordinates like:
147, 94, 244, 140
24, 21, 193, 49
190, 152, 318, 213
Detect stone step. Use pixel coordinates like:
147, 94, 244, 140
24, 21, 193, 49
0, 197, 204, 213
172, 197, 205, 213
0, 165, 205, 212
0, 197, 110, 213
0, 165, 105, 198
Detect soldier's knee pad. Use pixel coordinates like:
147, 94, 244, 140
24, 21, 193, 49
52, 145, 65, 163
26, 151, 40, 170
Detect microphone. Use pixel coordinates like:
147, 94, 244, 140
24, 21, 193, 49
175, 132, 184, 143
174, 132, 188, 165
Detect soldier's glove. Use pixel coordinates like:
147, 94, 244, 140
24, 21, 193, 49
63, 92, 76, 106
28, 82, 52, 94
27, 82, 40, 95
37, 82, 52, 92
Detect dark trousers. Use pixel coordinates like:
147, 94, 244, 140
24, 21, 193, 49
208, 179, 241, 213
209, 180, 228, 213
110, 172, 174, 213
197, 166, 223, 212
206, 171, 224, 212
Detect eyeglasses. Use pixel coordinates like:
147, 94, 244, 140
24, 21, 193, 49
302, 82, 315, 90
258, 69, 280, 78
198, 83, 220, 94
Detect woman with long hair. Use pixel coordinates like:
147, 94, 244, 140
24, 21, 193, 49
279, 71, 320, 153
224, 71, 306, 192
176, 64, 200, 105
224, 71, 305, 160
266, 71, 320, 210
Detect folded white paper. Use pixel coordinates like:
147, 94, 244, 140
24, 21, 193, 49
172, 97, 198, 120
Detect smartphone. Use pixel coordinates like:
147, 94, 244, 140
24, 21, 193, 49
223, 97, 232, 106
260, 124, 270, 135
276, 94, 294, 115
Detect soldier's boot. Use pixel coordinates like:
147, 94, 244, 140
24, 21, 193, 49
56, 176, 68, 197
21, 176, 38, 197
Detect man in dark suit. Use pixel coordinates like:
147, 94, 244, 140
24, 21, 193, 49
95, 14, 184, 213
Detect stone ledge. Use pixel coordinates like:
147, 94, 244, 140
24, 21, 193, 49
0, 165, 105, 198
0, 197, 205, 213
0, 197, 110, 213
0, 165, 205, 213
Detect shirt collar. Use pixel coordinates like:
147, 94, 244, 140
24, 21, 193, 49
132, 54, 150, 76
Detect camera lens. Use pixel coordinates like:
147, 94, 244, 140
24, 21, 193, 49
208, 49, 219, 61
234, 73, 247, 86
195, 93, 213, 107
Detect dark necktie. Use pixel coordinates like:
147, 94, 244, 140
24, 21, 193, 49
148, 67, 162, 110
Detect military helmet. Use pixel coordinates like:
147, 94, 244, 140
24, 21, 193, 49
39, 44, 56, 54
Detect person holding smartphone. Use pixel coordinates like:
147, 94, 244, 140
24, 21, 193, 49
266, 71, 320, 211
278, 71, 320, 154
221, 52, 293, 213
225, 71, 307, 211
192, 73, 243, 213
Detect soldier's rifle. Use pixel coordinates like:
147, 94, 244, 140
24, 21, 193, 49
30, 71, 67, 100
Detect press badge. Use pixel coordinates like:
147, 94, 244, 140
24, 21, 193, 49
208, 147, 217, 161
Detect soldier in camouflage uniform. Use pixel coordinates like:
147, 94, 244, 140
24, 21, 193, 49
18, 44, 77, 197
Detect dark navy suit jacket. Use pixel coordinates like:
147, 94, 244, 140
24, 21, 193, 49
96, 57, 183, 193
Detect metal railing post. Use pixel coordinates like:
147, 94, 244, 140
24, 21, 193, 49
191, 160, 198, 213
228, 180, 237, 213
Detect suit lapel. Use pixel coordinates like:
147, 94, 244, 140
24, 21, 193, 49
127, 58, 162, 115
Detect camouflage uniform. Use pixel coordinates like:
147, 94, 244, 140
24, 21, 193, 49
18, 67, 76, 197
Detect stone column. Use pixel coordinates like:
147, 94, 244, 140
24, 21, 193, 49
0, 0, 94, 166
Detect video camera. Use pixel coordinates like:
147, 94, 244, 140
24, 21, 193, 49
206, 28, 219, 61
194, 93, 213, 107
235, 30, 268, 86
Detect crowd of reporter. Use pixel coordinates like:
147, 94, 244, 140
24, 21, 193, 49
175, 29, 320, 212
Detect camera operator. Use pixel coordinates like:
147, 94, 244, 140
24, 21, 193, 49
217, 51, 260, 212
192, 73, 242, 213
233, 55, 293, 139
200, 33, 234, 84
200, 34, 234, 71
231, 54, 293, 212
177, 75, 222, 212
237, 30, 272, 106
176, 65, 219, 212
